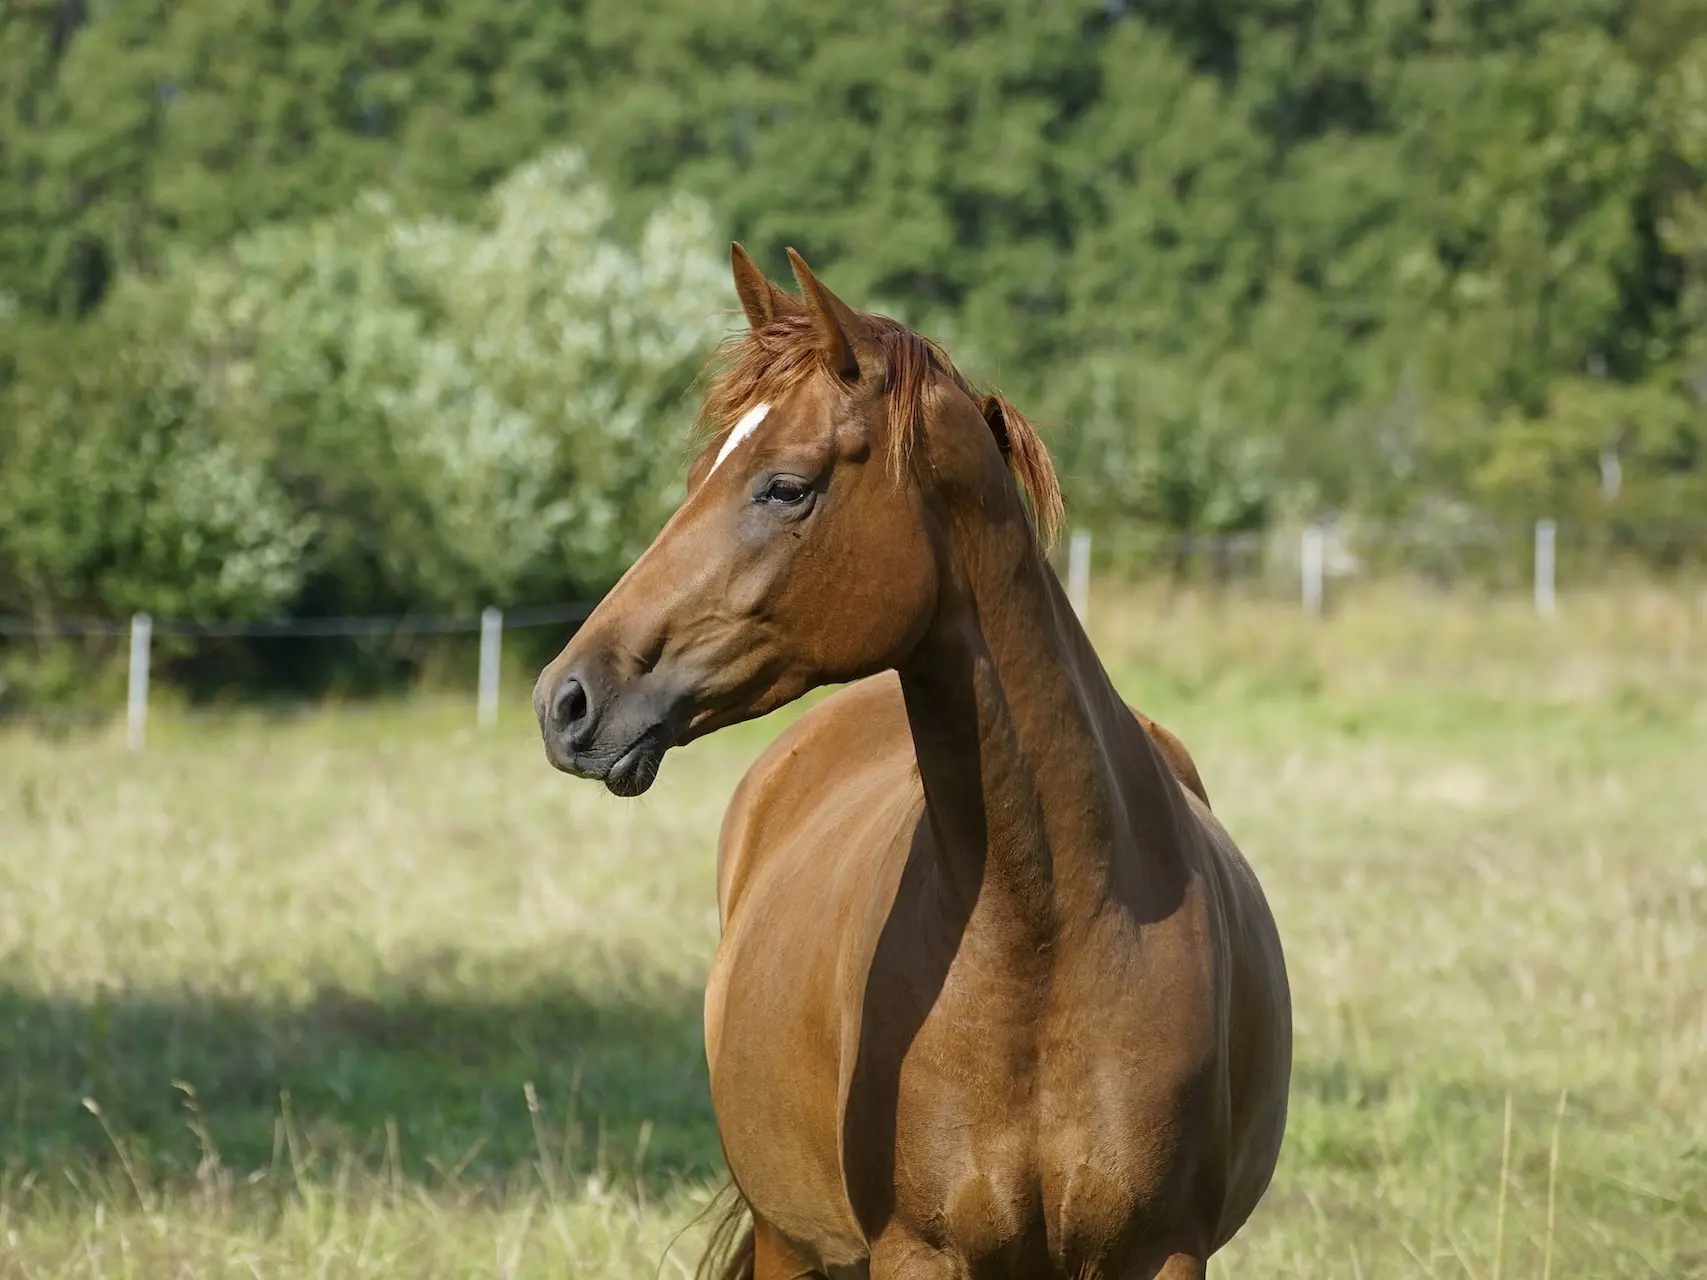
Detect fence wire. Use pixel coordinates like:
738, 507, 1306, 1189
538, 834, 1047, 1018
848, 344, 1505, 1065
0, 599, 597, 735
4, 518, 1707, 739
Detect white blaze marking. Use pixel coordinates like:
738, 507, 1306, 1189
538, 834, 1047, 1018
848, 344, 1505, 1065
709, 402, 771, 475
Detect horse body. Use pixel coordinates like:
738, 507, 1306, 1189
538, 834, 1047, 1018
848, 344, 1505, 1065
533, 245, 1291, 1278
705, 600, 1287, 1280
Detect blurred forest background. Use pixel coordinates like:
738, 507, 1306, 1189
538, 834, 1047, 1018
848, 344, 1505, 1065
3, 0, 1706, 701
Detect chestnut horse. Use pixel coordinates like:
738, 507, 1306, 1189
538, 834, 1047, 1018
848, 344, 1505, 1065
533, 246, 1291, 1279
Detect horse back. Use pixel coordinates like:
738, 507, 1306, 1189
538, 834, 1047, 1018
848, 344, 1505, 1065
1131, 708, 1210, 808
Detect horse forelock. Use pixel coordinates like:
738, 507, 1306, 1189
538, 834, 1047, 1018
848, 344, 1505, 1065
693, 311, 1061, 545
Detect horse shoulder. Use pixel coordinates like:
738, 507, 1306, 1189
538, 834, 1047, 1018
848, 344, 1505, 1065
1130, 707, 1211, 808
715, 673, 914, 928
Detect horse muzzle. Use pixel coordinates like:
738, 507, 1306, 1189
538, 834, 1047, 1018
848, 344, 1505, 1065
534, 663, 686, 797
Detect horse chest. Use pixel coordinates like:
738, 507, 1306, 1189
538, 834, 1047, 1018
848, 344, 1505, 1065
845, 955, 1212, 1271
873, 1062, 1199, 1265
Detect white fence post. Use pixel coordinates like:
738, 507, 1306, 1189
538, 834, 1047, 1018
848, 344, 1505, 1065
126, 612, 152, 751
1301, 525, 1325, 617
478, 607, 503, 730
1534, 518, 1557, 618
1067, 530, 1092, 623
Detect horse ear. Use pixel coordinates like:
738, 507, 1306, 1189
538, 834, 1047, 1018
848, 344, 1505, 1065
730, 242, 799, 330
785, 247, 872, 382
980, 392, 1064, 545
979, 394, 1013, 455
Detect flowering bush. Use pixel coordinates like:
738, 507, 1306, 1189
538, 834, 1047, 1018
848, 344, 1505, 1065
0, 149, 733, 632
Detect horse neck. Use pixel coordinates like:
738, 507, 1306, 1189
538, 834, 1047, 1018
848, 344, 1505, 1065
896, 506, 1183, 936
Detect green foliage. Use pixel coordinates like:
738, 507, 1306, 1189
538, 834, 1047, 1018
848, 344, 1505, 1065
3, 0, 1707, 676
1658, 30, 1707, 377
0, 0, 589, 316
1476, 376, 1701, 526
164, 149, 728, 612
1051, 355, 1280, 533
0, 314, 313, 622
0, 148, 730, 636
548, 0, 1705, 531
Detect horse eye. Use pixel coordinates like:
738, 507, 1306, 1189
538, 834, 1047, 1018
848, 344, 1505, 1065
762, 477, 810, 505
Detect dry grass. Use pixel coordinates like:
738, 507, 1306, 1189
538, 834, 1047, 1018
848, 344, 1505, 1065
1, 583, 1704, 1277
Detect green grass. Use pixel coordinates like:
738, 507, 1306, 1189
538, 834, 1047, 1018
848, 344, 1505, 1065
2, 584, 1705, 1277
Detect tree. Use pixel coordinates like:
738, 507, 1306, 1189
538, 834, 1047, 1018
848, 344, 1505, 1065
0, 148, 732, 633
0, 0, 590, 315
2, 0, 1703, 563
0, 312, 314, 625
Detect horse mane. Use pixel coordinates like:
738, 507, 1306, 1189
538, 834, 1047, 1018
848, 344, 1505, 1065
693, 311, 1064, 546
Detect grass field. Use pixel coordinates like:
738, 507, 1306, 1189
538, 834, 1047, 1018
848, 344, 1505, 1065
2, 584, 1705, 1278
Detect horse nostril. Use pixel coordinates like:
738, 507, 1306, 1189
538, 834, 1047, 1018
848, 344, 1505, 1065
552, 677, 593, 742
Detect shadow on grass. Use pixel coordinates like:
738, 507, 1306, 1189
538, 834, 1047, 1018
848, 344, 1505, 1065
0, 964, 719, 1197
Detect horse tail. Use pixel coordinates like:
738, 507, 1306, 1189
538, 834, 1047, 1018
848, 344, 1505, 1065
693, 1179, 755, 1280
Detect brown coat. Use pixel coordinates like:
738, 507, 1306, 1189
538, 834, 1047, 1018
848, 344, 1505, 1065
534, 247, 1291, 1279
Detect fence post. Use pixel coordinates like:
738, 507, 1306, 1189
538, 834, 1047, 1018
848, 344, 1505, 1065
126, 612, 152, 751
1534, 518, 1557, 617
478, 607, 503, 730
1300, 525, 1325, 617
1067, 530, 1092, 623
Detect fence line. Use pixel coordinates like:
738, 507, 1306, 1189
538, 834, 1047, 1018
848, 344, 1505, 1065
1066, 530, 1092, 620
0, 598, 597, 748
1300, 526, 1326, 618
1534, 518, 1558, 617
6, 513, 1697, 641
477, 607, 503, 731
1054, 515, 1704, 626
2, 692, 503, 730
5, 514, 1706, 743
126, 612, 151, 751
